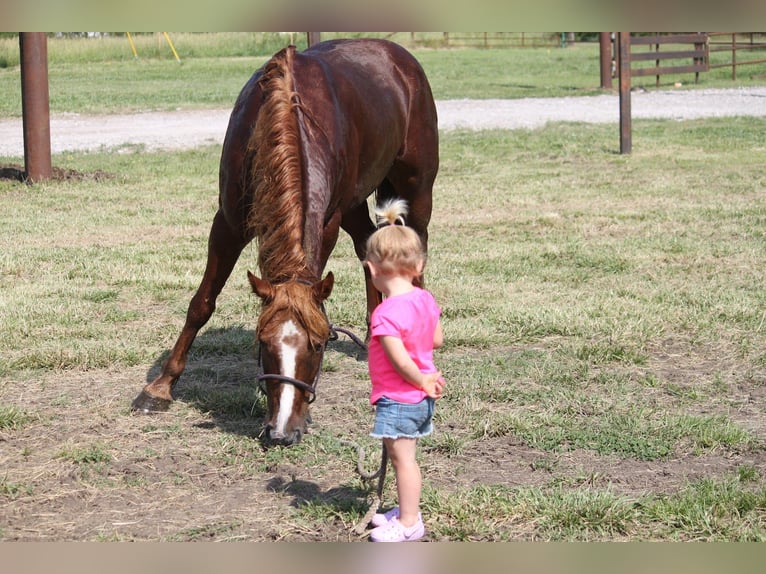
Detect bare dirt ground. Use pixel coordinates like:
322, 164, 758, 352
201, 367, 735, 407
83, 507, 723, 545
1, 88, 765, 155
1, 91, 765, 541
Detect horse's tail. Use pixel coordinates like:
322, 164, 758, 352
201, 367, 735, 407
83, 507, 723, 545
374, 198, 409, 228
245, 45, 306, 280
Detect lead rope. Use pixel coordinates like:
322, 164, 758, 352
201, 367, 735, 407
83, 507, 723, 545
328, 324, 389, 536
340, 439, 388, 536
328, 324, 367, 348
359, 443, 388, 536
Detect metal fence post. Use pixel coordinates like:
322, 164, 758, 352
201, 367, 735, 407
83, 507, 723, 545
618, 32, 632, 154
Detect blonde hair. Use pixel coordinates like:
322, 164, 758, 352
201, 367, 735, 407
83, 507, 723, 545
365, 224, 425, 278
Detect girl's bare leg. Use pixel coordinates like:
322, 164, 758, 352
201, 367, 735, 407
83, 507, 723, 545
383, 437, 421, 527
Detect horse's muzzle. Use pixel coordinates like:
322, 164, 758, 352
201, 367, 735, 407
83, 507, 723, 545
266, 426, 303, 446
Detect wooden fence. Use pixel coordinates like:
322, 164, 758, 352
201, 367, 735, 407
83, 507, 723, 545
607, 32, 766, 86
708, 32, 766, 80
409, 32, 566, 48
628, 33, 709, 86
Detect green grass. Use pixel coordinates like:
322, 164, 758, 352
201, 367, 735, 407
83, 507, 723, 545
0, 477, 33, 498
421, 473, 766, 541
0, 404, 32, 430
58, 442, 113, 465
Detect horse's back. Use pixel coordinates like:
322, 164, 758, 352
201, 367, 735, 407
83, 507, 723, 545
297, 39, 437, 128
295, 39, 438, 199
302, 38, 429, 87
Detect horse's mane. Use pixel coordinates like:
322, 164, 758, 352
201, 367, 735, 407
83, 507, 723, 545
246, 45, 307, 283
246, 47, 328, 347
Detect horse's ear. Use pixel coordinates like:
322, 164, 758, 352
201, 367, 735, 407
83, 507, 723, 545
248, 271, 273, 301
313, 272, 334, 302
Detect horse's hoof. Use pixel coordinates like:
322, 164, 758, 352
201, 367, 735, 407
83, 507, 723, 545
131, 390, 172, 413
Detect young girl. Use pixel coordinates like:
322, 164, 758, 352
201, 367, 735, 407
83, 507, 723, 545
365, 200, 445, 543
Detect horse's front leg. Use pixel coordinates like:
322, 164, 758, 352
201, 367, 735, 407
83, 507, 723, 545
131, 209, 247, 413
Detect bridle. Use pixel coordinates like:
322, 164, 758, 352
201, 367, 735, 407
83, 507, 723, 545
256, 324, 366, 403
255, 278, 366, 404
256, 340, 323, 404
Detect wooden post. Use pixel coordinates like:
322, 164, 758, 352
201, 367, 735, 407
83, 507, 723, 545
307, 32, 321, 47
618, 32, 632, 154
599, 32, 613, 89
19, 32, 52, 182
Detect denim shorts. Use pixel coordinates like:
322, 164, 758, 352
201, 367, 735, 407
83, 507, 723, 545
371, 396, 435, 439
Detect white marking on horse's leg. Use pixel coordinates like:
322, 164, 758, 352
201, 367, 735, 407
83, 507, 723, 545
274, 320, 300, 436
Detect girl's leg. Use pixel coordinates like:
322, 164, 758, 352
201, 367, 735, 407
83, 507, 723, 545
383, 437, 421, 528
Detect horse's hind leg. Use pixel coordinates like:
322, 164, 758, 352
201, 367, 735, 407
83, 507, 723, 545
340, 200, 380, 335
131, 209, 246, 412
386, 91, 438, 270
380, 164, 436, 287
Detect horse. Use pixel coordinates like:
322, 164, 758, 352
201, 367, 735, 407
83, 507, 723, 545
131, 39, 439, 445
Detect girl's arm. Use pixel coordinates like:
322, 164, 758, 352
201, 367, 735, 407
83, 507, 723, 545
379, 335, 443, 399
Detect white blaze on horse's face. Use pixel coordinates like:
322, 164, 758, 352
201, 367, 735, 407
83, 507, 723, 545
273, 319, 300, 437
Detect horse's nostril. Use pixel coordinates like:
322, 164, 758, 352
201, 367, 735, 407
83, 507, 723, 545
268, 427, 285, 442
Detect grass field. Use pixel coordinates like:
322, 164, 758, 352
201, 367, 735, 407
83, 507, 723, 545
0, 34, 765, 541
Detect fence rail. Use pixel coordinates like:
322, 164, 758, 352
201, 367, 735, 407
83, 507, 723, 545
627, 33, 709, 85
707, 32, 766, 79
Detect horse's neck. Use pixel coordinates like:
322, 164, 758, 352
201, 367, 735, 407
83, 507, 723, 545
296, 114, 335, 279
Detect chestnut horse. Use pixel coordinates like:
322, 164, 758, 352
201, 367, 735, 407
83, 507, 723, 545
131, 39, 439, 445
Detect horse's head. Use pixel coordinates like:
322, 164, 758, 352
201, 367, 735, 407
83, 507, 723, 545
248, 271, 334, 446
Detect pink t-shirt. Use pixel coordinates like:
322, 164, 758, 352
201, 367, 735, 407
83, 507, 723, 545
368, 287, 441, 405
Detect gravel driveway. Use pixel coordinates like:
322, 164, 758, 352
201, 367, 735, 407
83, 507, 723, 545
1, 87, 765, 156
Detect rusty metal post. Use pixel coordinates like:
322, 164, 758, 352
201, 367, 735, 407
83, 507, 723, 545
599, 32, 613, 89
19, 32, 52, 182
307, 32, 321, 47
618, 32, 632, 155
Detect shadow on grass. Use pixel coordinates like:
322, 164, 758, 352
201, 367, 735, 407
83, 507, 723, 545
266, 475, 370, 516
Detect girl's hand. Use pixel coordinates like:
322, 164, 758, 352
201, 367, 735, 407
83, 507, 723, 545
421, 372, 445, 399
